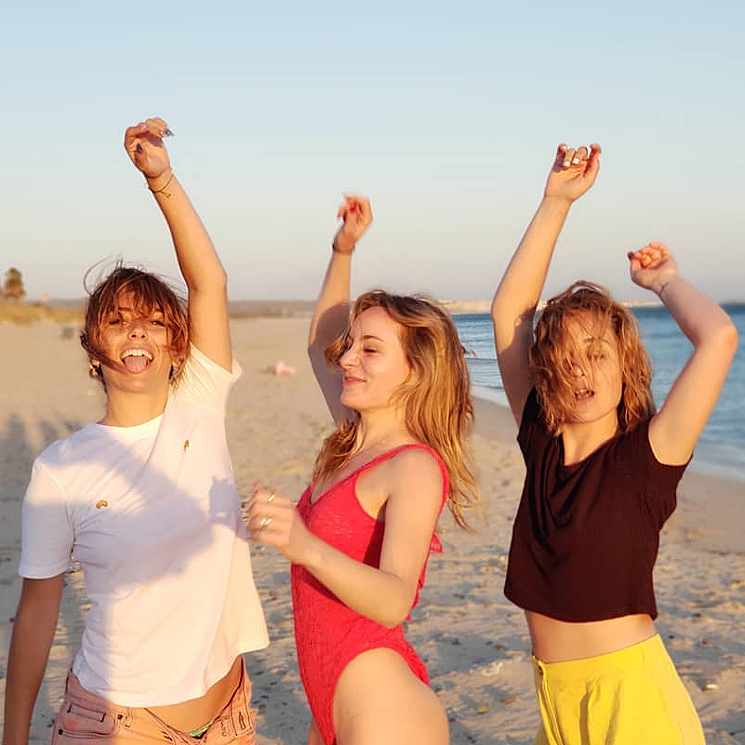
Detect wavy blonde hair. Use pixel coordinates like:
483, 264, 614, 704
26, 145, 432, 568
80, 264, 189, 387
530, 281, 655, 434
312, 290, 480, 528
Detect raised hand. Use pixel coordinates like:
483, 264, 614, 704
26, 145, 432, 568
544, 143, 602, 204
628, 242, 678, 294
247, 487, 314, 564
123, 117, 174, 183
332, 195, 373, 255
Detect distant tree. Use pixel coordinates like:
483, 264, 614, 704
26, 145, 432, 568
3, 268, 26, 303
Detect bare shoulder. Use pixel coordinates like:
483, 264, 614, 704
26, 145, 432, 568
386, 447, 445, 493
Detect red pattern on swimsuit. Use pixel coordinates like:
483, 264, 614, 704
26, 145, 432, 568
291, 444, 449, 745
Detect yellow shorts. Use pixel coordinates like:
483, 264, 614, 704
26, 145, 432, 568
533, 634, 704, 745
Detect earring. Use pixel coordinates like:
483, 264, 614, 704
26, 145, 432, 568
89, 361, 101, 378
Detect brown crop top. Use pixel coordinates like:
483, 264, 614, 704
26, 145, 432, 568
504, 388, 688, 622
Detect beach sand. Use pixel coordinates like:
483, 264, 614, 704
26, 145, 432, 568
1, 317, 743, 744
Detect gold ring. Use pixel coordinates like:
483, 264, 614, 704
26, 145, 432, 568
259, 516, 273, 530
266, 492, 276, 504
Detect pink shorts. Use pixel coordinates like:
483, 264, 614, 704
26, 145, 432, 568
51, 661, 257, 745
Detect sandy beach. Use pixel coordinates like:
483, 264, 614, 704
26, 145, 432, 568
1, 316, 743, 744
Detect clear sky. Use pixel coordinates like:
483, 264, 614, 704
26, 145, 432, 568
1, 0, 743, 302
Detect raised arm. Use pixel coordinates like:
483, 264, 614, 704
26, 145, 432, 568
247, 450, 443, 628
629, 243, 738, 464
491, 143, 601, 423
308, 196, 373, 423
124, 117, 231, 371
2, 575, 65, 745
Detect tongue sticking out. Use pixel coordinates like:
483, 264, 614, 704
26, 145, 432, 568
123, 356, 150, 373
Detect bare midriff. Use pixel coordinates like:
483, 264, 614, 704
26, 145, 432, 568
526, 611, 657, 663
146, 655, 243, 731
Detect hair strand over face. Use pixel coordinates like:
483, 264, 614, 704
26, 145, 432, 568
529, 281, 655, 434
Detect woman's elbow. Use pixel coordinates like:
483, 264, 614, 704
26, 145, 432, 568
376, 589, 417, 628
694, 316, 738, 358
377, 609, 408, 629
717, 318, 739, 359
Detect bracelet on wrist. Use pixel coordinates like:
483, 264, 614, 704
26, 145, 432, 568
331, 241, 354, 256
147, 171, 174, 198
658, 279, 673, 298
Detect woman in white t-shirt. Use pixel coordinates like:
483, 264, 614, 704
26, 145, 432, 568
3, 118, 268, 745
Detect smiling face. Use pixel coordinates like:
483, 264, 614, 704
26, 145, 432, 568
81, 266, 188, 395
338, 306, 412, 414
559, 313, 624, 429
93, 290, 180, 395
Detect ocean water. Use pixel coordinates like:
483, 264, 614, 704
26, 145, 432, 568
453, 304, 745, 483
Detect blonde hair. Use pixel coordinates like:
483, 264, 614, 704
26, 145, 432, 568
312, 290, 480, 528
530, 281, 655, 434
80, 264, 189, 386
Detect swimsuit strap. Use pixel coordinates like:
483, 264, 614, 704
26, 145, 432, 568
350, 443, 449, 503
305, 443, 450, 511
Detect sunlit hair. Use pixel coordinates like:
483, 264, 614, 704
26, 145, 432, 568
312, 290, 480, 529
80, 263, 189, 387
530, 281, 655, 434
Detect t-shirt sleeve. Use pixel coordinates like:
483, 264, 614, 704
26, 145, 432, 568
517, 387, 544, 456
174, 343, 242, 412
19, 459, 74, 579
630, 418, 689, 527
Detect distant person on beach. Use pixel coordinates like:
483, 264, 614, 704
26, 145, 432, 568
491, 143, 737, 743
247, 196, 479, 745
3, 118, 267, 745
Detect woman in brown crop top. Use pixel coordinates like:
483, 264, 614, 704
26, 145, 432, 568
491, 143, 737, 743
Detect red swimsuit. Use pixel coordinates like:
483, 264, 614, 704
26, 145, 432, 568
291, 444, 448, 745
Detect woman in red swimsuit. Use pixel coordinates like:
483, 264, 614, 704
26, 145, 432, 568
248, 196, 479, 745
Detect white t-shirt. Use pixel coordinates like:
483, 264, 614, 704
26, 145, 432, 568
20, 344, 269, 706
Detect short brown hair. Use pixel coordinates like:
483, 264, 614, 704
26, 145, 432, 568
530, 281, 655, 434
80, 264, 188, 385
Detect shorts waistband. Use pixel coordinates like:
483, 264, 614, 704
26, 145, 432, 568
532, 633, 666, 681
63, 671, 131, 716
60, 660, 253, 741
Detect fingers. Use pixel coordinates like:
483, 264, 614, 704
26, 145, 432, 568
351, 195, 373, 224
337, 195, 372, 225
248, 486, 282, 513
127, 117, 172, 140
123, 117, 172, 156
123, 117, 173, 180
553, 143, 568, 168
246, 488, 293, 540
586, 143, 602, 178
628, 242, 677, 292
145, 116, 173, 138
553, 142, 598, 173
628, 242, 670, 269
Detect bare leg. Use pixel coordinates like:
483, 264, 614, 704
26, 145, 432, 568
333, 649, 449, 745
308, 717, 324, 745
